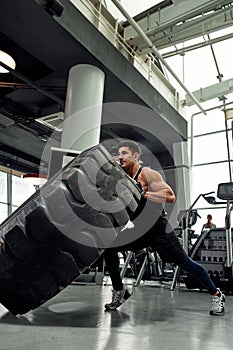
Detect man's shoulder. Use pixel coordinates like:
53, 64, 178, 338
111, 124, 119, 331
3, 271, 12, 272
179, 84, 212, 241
141, 166, 160, 176
140, 166, 151, 177
141, 166, 154, 172
141, 166, 150, 171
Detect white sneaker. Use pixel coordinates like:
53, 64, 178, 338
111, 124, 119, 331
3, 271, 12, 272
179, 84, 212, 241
209, 289, 225, 316
104, 288, 132, 310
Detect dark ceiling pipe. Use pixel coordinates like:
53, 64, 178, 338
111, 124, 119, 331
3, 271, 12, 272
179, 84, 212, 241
46, 0, 64, 16
0, 155, 39, 174
0, 60, 65, 108
35, 0, 64, 17
0, 143, 41, 165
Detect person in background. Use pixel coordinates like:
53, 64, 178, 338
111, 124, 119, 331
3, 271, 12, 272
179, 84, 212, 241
201, 214, 216, 232
104, 140, 225, 316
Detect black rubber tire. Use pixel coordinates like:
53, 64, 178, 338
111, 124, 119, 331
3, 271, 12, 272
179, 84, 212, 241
0, 143, 141, 314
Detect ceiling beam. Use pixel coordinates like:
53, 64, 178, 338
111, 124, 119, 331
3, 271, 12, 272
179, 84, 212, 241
136, 5, 233, 55
0, 144, 41, 165
162, 31, 233, 58
123, 0, 233, 54
183, 77, 233, 106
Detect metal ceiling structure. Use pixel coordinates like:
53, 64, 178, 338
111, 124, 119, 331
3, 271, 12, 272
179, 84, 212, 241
0, 0, 232, 174
0, 0, 185, 174
123, 0, 233, 56
122, 0, 233, 109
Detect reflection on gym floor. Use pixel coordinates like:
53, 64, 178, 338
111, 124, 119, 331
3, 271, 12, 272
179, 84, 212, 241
0, 279, 233, 350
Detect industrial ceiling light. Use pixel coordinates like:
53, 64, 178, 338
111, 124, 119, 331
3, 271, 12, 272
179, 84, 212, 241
0, 50, 16, 73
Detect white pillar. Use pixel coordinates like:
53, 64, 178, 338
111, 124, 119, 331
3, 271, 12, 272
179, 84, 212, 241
173, 141, 190, 210
61, 64, 105, 152
167, 141, 191, 230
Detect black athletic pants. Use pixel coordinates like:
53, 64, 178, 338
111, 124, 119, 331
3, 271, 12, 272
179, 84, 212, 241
104, 215, 217, 294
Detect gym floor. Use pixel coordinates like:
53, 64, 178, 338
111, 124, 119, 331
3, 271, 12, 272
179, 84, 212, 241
0, 278, 233, 350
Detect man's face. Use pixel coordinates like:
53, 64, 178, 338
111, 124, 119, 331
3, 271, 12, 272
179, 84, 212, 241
118, 146, 138, 168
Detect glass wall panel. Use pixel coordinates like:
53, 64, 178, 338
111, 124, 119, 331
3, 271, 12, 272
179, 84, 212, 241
190, 162, 230, 205
165, 46, 218, 93
12, 175, 35, 207
0, 203, 8, 224
11, 205, 19, 214
192, 132, 228, 165
213, 37, 233, 81
192, 109, 225, 136
0, 172, 7, 203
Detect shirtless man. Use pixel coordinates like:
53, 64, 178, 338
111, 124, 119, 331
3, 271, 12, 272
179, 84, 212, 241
104, 140, 225, 316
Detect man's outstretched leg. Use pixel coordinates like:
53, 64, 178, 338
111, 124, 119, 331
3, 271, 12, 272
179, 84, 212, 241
150, 216, 226, 316
180, 258, 225, 316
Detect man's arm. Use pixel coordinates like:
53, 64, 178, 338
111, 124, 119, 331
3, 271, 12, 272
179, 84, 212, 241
140, 167, 175, 204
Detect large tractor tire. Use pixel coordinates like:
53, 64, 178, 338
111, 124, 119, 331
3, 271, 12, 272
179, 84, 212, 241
0, 144, 141, 314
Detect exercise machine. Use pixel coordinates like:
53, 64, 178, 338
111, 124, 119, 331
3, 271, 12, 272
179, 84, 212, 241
174, 182, 233, 293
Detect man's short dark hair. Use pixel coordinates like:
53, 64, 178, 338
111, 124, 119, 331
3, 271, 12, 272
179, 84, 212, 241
118, 140, 142, 155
